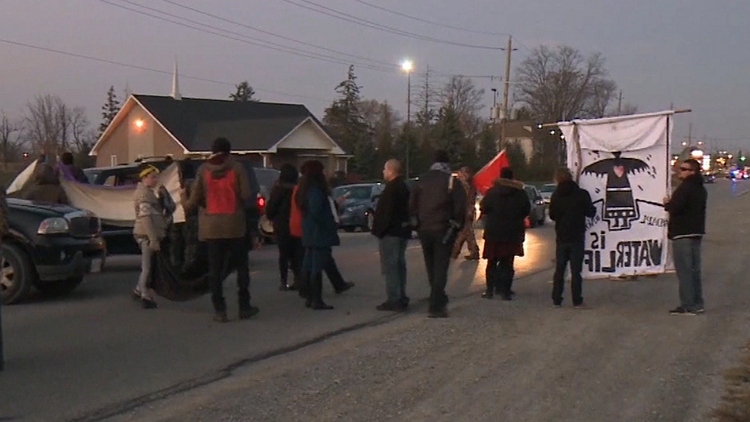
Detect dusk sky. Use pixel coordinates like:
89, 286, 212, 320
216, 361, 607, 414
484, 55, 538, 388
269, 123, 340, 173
1, 0, 748, 150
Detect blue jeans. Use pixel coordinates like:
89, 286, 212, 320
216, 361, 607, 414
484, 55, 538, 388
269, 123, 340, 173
672, 237, 703, 311
552, 241, 585, 306
379, 236, 408, 304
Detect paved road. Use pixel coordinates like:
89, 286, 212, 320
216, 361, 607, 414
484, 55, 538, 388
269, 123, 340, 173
1, 214, 555, 421
100, 180, 750, 422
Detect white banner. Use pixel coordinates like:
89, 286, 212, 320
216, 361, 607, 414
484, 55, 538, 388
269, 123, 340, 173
559, 111, 673, 278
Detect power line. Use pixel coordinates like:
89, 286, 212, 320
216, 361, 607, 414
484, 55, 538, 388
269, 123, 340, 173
350, 0, 511, 37
0, 37, 333, 104
279, 0, 503, 50
156, 0, 398, 70
98, 0, 395, 73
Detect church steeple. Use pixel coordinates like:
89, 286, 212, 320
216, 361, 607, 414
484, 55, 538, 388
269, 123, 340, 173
171, 58, 181, 100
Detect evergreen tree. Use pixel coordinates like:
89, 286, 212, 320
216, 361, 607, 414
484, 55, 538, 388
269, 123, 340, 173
99, 86, 120, 136
230, 81, 257, 102
322, 65, 371, 175
477, 124, 498, 168
433, 106, 464, 165
504, 141, 530, 181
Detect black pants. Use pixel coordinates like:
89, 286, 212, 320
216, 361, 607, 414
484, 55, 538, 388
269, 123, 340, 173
276, 234, 302, 284
486, 256, 515, 296
325, 255, 347, 291
419, 231, 452, 312
552, 241, 584, 306
207, 238, 251, 312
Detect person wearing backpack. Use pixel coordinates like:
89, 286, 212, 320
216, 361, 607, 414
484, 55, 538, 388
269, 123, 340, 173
409, 150, 467, 318
182, 137, 258, 323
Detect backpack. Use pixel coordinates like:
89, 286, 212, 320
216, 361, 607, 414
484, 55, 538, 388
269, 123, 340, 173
204, 169, 238, 215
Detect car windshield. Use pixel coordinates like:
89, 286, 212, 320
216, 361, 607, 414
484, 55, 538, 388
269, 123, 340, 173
540, 184, 557, 193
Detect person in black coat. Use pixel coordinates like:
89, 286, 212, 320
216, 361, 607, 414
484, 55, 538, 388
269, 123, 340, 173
265, 164, 301, 291
664, 158, 707, 315
371, 159, 411, 312
549, 167, 596, 308
480, 168, 530, 300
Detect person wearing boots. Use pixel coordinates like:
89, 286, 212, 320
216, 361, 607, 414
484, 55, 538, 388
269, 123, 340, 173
295, 160, 338, 310
452, 166, 480, 260
132, 164, 167, 309
182, 137, 259, 322
479, 168, 530, 300
409, 150, 467, 318
266, 164, 302, 291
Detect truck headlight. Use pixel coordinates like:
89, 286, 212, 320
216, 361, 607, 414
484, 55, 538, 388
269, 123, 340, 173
38, 217, 70, 235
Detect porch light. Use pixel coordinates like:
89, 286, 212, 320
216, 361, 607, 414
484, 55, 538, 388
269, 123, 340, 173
134, 119, 145, 129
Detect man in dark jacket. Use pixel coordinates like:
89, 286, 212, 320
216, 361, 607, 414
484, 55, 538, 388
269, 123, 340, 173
664, 158, 707, 315
549, 167, 596, 308
480, 168, 530, 300
266, 164, 301, 291
409, 150, 467, 318
372, 159, 411, 312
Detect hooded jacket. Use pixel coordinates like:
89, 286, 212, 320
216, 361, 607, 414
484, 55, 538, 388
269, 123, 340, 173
408, 163, 467, 234
133, 182, 167, 245
549, 180, 596, 243
182, 155, 251, 241
266, 182, 296, 236
664, 173, 706, 239
480, 178, 530, 244
22, 164, 68, 204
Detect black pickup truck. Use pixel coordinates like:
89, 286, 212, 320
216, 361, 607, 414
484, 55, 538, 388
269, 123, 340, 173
1, 199, 106, 304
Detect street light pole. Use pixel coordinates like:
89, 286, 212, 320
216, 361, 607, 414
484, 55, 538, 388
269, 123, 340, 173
401, 59, 414, 178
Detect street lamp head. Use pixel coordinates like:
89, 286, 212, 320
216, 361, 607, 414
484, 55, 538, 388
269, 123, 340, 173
401, 59, 413, 73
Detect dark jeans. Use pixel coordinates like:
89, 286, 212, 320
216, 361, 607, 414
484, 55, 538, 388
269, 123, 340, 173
207, 238, 251, 312
276, 234, 302, 284
486, 256, 515, 296
379, 236, 408, 304
552, 241, 584, 306
672, 237, 703, 311
419, 231, 452, 312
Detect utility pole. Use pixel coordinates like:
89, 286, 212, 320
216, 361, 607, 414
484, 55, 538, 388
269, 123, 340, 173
617, 90, 623, 115
688, 122, 692, 146
499, 35, 513, 151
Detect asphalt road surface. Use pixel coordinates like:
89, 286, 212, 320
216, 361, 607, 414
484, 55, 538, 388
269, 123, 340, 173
5, 180, 750, 422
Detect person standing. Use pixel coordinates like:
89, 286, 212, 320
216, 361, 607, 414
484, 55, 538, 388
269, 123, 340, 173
132, 165, 168, 309
452, 166, 480, 260
296, 160, 339, 310
182, 137, 259, 322
480, 168, 530, 300
371, 159, 411, 312
266, 164, 302, 291
409, 150, 467, 318
58, 152, 89, 184
664, 158, 707, 315
549, 167, 596, 308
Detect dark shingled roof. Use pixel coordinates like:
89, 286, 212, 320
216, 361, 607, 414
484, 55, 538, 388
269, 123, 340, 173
133, 94, 335, 152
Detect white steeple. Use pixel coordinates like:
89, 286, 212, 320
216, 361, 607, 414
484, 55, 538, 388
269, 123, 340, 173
171, 58, 181, 100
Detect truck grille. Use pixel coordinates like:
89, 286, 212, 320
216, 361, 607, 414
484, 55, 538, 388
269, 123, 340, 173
68, 216, 101, 238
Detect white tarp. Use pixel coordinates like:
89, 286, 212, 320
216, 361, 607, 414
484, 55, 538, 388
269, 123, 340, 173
7, 160, 186, 226
558, 111, 673, 278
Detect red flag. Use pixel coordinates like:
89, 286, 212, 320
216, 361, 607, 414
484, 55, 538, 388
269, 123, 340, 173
473, 150, 510, 196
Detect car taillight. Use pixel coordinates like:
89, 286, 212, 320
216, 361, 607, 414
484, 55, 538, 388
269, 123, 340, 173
257, 195, 266, 212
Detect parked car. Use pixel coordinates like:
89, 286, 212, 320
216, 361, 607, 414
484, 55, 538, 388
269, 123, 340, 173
2, 199, 106, 304
523, 184, 547, 228
539, 183, 557, 205
83, 156, 276, 254
332, 183, 384, 232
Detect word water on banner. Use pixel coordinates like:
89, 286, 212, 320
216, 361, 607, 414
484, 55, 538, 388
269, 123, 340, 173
559, 111, 673, 278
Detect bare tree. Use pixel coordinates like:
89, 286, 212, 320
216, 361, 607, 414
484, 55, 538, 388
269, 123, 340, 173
0, 112, 22, 170
70, 107, 94, 154
515, 45, 618, 122
439, 75, 485, 139
24, 94, 66, 155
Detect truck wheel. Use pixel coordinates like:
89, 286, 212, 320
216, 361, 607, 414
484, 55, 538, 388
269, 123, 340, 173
35, 276, 84, 297
1, 243, 35, 304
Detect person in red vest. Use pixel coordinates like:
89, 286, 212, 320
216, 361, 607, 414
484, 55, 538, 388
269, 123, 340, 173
182, 137, 258, 323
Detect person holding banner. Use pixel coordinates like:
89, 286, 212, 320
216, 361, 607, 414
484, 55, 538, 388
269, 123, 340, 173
664, 158, 707, 316
451, 166, 480, 261
549, 167, 596, 309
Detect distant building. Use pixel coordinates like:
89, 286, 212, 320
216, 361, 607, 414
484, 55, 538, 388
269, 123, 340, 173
501, 120, 535, 163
